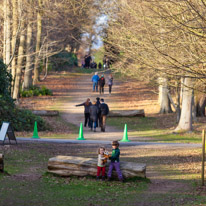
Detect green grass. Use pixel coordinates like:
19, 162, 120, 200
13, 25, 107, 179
0, 175, 149, 206
0, 146, 150, 206
107, 117, 202, 143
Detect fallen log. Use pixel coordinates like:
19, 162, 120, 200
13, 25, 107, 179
48, 156, 146, 179
109, 110, 145, 117
32, 110, 59, 116
0, 154, 4, 172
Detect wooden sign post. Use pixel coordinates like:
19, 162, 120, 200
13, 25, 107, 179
0, 122, 17, 145
201, 129, 205, 186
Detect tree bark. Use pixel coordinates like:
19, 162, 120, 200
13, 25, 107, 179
192, 90, 197, 122
24, 21, 33, 89
175, 77, 193, 132
196, 94, 206, 117
4, 0, 11, 69
11, 0, 18, 92
33, 0, 42, 85
3, 0, 7, 63
158, 77, 173, 114
13, 19, 25, 100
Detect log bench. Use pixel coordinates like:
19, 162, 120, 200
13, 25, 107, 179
32, 110, 59, 116
48, 156, 146, 179
0, 154, 4, 172
109, 110, 145, 117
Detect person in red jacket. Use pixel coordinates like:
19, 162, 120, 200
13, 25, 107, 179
99, 75, 105, 94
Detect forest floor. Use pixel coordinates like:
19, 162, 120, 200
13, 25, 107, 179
0, 68, 206, 205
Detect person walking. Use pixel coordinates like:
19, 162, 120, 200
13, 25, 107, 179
95, 97, 101, 127
108, 74, 113, 95
89, 101, 99, 132
99, 75, 105, 94
99, 98, 109, 132
91, 72, 100, 92
76, 98, 92, 127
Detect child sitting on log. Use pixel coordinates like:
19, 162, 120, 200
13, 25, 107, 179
107, 141, 124, 182
97, 147, 109, 181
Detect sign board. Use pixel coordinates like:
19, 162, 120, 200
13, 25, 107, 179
0, 122, 17, 144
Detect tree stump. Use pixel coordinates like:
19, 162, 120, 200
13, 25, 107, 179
0, 154, 4, 172
48, 156, 146, 179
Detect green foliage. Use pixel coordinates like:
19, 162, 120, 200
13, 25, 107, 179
0, 98, 46, 131
93, 47, 105, 65
0, 59, 12, 99
20, 85, 53, 97
50, 51, 78, 71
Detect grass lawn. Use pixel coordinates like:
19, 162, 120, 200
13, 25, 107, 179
0, 142, 205, 205
107, 116, 203, 143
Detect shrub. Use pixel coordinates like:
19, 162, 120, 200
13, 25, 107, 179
20, 85, 53, 97
0, 98, 46, 131
0, 60, 47, 131
49, 51, 78, 71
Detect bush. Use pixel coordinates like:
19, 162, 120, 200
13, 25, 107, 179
0, 98, 46, 131
0, 60, 47, 131
20, 85, 53, 97
49, 51, 78, 71
0, 59, 12, 99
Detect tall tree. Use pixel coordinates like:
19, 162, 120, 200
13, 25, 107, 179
33, 0, 42, 84
11, 0, 18, 87
13, 9, 25, 100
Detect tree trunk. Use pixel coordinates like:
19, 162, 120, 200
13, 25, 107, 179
192, 90, 197, 122
11, 0, 18, 93
158, 77, 173, 114
4, 0, 11, 68
13, 19, 25, 100
175, 80, 181, 123
196, 94, 206, 117
24, 21, 33, 89
175, 77, 193, 132
3, 0, 7, 63
33, 0, 42, 85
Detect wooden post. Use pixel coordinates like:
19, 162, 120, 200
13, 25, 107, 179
0, 154, 4, 172
201, 130, 205, 186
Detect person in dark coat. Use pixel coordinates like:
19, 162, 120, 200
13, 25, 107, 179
89, 101, 99, 132
95, 97, 101, 127
85, 54, 92, 68
99, 98, 109, 132
76, 98, 92, 127
108, 74, 113, 95
98, 62, 102, 69
99, 75, 105, 94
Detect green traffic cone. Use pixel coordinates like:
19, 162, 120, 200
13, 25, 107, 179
120, 124, 130, 142
32, 121, 40, 139
76, 123, 85, 140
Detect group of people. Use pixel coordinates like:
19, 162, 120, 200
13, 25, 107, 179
76, 97, 109, 132
91, 72, 113, 95
97, 140, 124, 182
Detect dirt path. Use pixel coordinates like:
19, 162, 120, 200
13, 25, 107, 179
58, 71, 199, 204
60, 71, 131, 140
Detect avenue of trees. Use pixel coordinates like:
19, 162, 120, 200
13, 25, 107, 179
103, 0, 206, 131
0, 0, 99, 100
